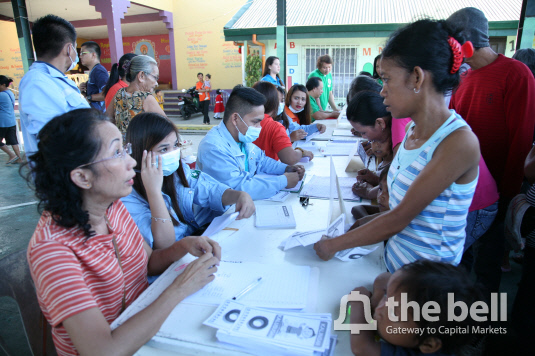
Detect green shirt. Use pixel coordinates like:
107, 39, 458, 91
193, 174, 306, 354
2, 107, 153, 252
308, 69, 333, 111
309, 94, 320, 117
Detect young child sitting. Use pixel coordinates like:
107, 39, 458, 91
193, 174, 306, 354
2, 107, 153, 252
350, 164, 390, 230
349, 260, 486, 356
352, 133, 393, 200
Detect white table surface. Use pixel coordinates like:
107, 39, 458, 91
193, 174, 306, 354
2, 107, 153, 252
136, 121, 386, 356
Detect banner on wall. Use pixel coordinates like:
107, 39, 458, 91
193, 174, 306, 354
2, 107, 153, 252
96, 34, 172, 84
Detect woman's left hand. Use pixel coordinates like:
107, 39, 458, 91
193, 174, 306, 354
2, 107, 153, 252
235, 192, 255, 220
180, 236, 222, 260
303, 150, 315, 160
141, 150, 164, 196
316, 124, 326, 134
314, 237, 335, 261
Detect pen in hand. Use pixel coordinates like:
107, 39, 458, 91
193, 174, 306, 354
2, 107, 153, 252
231, 277, 263, 300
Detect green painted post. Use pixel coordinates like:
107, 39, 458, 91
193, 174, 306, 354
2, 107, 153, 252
276, 0, 287, 85
11, 0, 34, 73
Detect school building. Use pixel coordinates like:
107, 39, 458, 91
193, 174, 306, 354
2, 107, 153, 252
0, 0, 528, 107
224, 0, 522, 103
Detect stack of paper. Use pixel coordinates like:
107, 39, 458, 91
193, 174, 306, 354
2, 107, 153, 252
204, 300, 337, 356
255, 205, 297, 229
318, 141, 356, 156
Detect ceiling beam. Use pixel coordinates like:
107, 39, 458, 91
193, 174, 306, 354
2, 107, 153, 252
70, 12, 160, 28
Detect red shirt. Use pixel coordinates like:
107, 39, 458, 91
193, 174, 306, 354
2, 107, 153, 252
28, 200, 149, 356
450, 55, 535, 199
104, 79, 128, 111
214, 94, 225, 113
254, 114, 293, 161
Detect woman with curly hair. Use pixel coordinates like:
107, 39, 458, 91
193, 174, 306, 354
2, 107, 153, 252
26, 108, 219, 355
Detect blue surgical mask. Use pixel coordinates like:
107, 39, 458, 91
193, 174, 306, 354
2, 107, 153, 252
67, 45, 79, 72
277, 102, 285, 116
235, 113, 261, 143
159, 148, 181, 176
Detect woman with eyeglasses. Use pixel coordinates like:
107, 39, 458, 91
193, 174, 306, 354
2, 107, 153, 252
122, 112, 255, 251
106, 55, 166, 135
26, 108, 220, 355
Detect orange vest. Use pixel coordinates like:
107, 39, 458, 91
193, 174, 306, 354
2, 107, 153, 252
284, 106, 300, 124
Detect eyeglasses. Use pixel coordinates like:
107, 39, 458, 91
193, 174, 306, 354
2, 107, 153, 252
77, 143, 132, 169
145, 72, 159, 81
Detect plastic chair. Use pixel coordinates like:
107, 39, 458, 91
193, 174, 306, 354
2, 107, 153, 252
0, 250, 56, 355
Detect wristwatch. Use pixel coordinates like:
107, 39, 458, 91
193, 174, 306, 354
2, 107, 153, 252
86, 95, 92, 101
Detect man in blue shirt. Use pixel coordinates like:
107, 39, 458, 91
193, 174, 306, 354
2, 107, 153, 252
197, 86, 304, 200
79, 41, 109, 112
19, 15, 89, 159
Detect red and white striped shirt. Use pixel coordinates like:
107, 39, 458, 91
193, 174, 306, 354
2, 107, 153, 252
27, 200, 149, 356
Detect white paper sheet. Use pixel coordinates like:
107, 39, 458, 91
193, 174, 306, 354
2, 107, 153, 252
300, 176, 360, 201
334, 246, 379, 262
318, 142, 355, 156
305, 131, 320, 142
203, 212, 239, 237
263, 190, 291, 202
183, 262, 310, 309
332, 128, 355, 137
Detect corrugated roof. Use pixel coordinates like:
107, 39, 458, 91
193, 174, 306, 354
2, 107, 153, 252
228, 0, 521, 29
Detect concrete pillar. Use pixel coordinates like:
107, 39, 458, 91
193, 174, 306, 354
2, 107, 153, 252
89, 0, 130, 65
159, 11, 177, 90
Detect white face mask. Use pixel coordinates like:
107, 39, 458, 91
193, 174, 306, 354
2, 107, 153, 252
158, 148, 181, 176
235, 113, 261, 143
288, 105, 304, 114
277, 102, 285, 116
67, 44, 79, 72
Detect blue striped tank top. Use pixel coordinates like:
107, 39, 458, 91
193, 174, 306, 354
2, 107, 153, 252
385, 111, 478, 272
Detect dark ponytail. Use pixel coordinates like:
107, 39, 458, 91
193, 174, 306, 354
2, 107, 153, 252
382, 19, 466, 95
0, 75, 13, 86
103, 53, 137, 96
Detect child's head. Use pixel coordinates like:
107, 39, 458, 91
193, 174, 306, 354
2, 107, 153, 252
377, 165, 390, 212
205, 74, 211, 80
216, 89, 222, 95
374, 260, 485, 354
371, 134, 393, 161
155, 89, 161, 95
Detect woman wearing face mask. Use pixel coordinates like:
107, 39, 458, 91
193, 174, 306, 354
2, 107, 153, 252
106, 55, 167, 135
252, 81, 314, 164
121, 112, 255, 251
281, 85, 326, 142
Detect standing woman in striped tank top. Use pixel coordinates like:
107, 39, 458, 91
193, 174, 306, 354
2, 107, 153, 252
314, 19, 480, 272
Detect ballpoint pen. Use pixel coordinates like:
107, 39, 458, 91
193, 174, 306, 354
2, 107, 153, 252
232, 277, 263, 300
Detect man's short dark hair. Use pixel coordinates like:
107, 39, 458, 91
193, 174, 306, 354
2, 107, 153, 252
197, 72, 203, 77
81, 41, 101, 60
32, 14, 76, 60
306, 76, 322, 91
223, 85, 266, 123
316, 55, 332, 69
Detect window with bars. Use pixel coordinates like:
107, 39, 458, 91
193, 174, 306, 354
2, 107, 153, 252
303, 46, 358, 107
